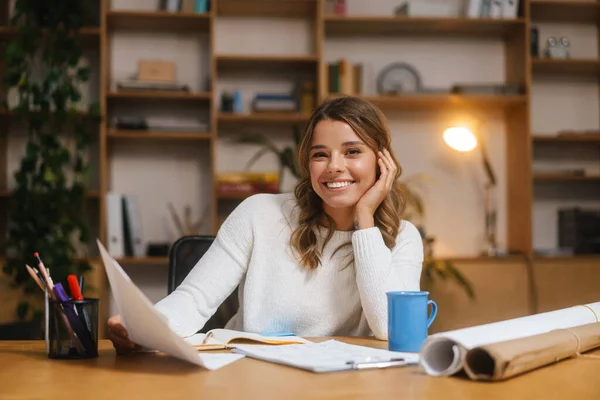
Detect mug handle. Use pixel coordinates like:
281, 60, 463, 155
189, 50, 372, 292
427, 300, 438, 328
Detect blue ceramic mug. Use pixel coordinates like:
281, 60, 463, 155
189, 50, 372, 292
387, 291, 438, 353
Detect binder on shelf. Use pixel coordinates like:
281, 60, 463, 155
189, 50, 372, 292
502, 0, 519, 18
107, 192, 145, 258
122, 195, 145, 258
106, 192, 125, 258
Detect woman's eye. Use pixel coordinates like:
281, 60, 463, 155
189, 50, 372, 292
346, 148, 361, 155
311, 152, 327, 158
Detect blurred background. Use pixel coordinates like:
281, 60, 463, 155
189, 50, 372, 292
0, 0, 598, 339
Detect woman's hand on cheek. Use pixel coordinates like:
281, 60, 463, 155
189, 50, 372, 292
354, 149, 397, 229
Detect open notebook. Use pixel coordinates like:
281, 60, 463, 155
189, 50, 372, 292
184, 329, 312, 350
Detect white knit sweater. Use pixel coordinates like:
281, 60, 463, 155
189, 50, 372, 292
154, 193, 424, 340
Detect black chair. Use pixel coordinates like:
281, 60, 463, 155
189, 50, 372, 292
168, 235, 239, 333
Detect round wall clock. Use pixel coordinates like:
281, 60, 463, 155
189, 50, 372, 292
377, 63, 422, 95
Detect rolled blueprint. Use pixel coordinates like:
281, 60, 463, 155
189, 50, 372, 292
463, 322, 600, 381
419, 302, 600, 376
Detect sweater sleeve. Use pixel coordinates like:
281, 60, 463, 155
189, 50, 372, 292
153, 196, 257, 337
352, 220, 424, 340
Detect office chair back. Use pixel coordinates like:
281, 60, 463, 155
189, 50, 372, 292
168, 235, 239, 333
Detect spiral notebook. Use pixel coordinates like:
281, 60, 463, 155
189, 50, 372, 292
231, 340, 420, 373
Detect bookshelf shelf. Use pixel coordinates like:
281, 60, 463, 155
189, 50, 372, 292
106, 91, 212, 101
107, 130, 212, 140
106, 10, 211, 32
323, 16, 526, 38
530, 0, 600, 23
217, 0, 317, 18
216, 54, 318, 72
360, 94, 526, 110
532, 58, 600, 74
0, 190, 100, 198
217, 112, 311, 124
534, 174, 600, 181
114, 257, 169, 265
533, 133, 600, 143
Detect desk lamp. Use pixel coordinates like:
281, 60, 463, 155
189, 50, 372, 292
443, 126, 498, 257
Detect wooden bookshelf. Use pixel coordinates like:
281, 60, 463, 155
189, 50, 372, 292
323, 16, 526, 38
360, 94, 527, 110
217, 112, 311, 124
534, 174, 600, 181
216, 54, 319, 72
530, 0, 600, 23
532, 58, 600, 74
533, 133, 600, 143
106, 91, 212, 101
217, 0, 317, 18
106, 10, 211, 32
107, 130, 212, 140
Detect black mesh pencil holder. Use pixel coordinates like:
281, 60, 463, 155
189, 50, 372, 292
46, 297, 99, 359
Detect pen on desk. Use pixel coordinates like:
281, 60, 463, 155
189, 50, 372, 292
202, 331, 214, 344
347, 358, 410, 370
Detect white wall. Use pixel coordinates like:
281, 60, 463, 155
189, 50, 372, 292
4, 0, 599, 311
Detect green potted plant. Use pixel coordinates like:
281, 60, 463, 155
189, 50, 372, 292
235, 126, 475, 300
1, 0, 101, 337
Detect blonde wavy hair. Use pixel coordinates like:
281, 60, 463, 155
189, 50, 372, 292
290, 95, 406, 270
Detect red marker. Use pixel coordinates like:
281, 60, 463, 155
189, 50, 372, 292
67, 274, 84, 300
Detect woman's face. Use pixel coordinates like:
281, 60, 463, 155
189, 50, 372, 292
308, 119, 377, 210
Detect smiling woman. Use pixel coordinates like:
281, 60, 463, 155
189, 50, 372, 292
106, 95, 424, 354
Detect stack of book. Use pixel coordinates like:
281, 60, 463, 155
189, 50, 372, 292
216, 172, 279, 198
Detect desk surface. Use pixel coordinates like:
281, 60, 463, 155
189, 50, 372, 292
1, 338, 598, 399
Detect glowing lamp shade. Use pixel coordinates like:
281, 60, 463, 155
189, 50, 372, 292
443, 126, 477, 152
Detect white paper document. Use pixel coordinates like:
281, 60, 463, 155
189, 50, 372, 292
232, 340, 420, 373
97, 239, 244, 370
420, 302, 600, 376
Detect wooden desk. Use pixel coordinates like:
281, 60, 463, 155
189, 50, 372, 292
1, 338, 598, 399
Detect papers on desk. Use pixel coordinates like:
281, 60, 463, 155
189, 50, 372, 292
97, 240, 244, 370
232, 340, 420, 373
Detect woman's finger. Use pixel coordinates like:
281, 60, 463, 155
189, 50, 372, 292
378, 157, 388, 185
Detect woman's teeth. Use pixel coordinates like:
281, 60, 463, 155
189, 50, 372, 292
326, 181, 352, 188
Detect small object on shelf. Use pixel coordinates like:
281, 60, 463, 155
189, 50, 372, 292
115, 117, 148, 130
377, 63, 422, 95
167, 203, 208, 236
220, 91, 234, 112
252, 93, 298, 113
450, 83, 524, 95
530, 27, 539, 58
160, 0, 182, 12
298, 81, 316, 113
394, 2, 409, 16
334, 0, 346, 16
194, 0, 209, 13
137, 60, 176, 83
233, 91, 243, 113
116, 80, 189, 92
545, 36, 570, 59
146, 243, 170, 257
